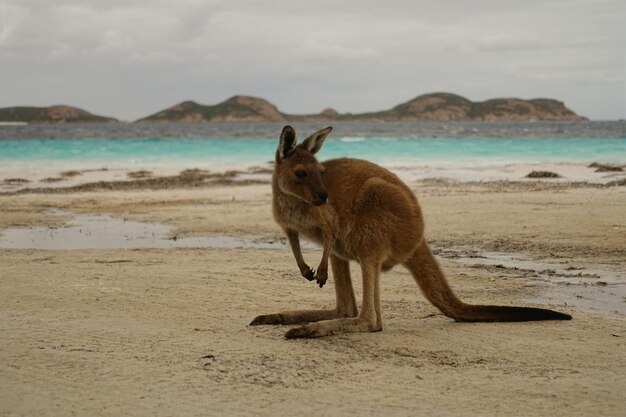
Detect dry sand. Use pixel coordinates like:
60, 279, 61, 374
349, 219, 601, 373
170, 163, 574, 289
1, 173, 625, 416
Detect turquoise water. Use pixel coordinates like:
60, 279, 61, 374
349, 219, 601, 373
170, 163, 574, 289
1, 121, 625, 169
1, 136, 625, 168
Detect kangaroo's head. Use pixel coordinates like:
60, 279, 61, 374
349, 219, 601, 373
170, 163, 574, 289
274, 125, 333, 206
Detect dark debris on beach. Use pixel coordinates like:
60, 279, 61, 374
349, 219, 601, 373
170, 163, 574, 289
525, 170, 561, 178
588, 162, 624, 172
1, 168, 270, 195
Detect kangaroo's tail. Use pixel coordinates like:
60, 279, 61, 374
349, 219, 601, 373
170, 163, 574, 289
403, 240, 572, 322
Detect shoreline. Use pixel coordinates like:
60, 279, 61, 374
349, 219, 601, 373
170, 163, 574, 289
1, 160, 625, 194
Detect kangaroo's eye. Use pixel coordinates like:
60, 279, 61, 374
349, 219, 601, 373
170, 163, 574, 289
295, 170, 307, 179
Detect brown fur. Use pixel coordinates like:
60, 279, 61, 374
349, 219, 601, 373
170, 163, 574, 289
250, 126, 572, 339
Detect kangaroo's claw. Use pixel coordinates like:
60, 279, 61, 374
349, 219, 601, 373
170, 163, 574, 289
314, 271, 328, 288
302, 267, 315, 281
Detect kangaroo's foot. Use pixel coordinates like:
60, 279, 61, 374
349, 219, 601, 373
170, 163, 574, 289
250, 308, 355, 326
250, 313, 290, 326
284, 317, 382, 339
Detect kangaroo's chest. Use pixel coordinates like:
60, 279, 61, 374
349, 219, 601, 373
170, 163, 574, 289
273, 199, 326, 244
274, 198, 313, 224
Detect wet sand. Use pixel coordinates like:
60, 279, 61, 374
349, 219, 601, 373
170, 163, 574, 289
0, 170, 625, 416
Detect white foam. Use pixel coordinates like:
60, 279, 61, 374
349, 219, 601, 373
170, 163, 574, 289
339, 137, 366, 142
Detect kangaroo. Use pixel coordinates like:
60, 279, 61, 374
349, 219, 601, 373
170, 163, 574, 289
250, 125, 572, 339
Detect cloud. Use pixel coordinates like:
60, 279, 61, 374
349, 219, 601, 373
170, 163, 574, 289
0, 0, 623, 120
0, 2, 29, 47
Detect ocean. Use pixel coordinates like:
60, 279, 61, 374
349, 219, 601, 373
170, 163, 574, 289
1, 121, 625, 183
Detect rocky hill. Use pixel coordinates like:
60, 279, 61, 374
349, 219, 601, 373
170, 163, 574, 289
351, 93, 585, 121
138, 93, 586, 123
0, 105, 118, 123
137, 96, 284, 123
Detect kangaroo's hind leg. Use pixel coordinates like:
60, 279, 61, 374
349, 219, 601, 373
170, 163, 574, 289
250, 255, 358, 326
283, 257, 383, 338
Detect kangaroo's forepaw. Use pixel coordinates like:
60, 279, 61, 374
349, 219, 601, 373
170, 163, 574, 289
314, 271, 328, 288
284, 325, 322, 339
300, 266, 315, 281
249, 313, 284, 326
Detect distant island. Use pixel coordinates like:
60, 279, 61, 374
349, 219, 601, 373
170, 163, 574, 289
0, 105, 118, 124
1, 93, 587, 124
138, 93, 586, 123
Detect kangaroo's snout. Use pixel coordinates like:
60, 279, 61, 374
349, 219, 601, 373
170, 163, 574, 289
314, 192, 328, 206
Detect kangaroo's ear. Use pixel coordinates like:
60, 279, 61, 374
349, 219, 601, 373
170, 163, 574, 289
278, 125, 297, 159
301, 126, 332, 155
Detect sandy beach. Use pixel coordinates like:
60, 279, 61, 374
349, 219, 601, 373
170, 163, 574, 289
1, 168, 625, 416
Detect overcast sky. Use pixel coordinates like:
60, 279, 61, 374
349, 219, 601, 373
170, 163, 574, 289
1, 0, 624, 121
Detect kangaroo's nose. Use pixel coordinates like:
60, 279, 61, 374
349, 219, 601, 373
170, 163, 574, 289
315, 192, 328, 205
